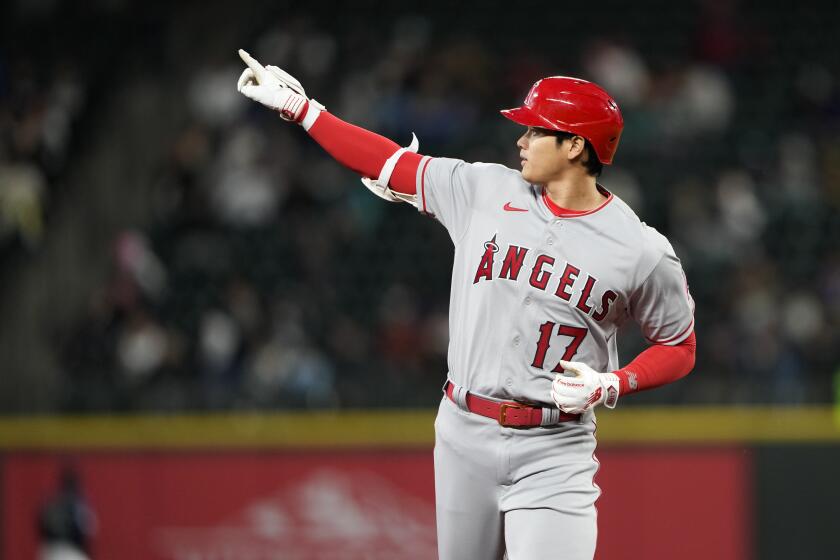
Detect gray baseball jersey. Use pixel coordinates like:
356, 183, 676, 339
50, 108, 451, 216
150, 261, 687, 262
414, 156, 694, 559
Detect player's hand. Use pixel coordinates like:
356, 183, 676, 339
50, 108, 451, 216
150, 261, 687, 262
550, 360, 620, 414
237, 49, 310, 122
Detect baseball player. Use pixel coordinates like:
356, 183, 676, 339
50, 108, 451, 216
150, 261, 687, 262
236, 49, 696, 559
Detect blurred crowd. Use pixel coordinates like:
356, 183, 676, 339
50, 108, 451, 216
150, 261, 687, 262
0, 44, 86, 256
3, 1, 839, 411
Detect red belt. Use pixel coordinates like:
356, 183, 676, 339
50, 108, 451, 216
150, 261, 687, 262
445, 381, 580, 427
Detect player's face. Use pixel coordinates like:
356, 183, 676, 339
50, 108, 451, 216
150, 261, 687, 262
516, 127, 571, 184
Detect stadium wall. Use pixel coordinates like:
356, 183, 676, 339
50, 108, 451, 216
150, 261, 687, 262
2, 407, 838, 559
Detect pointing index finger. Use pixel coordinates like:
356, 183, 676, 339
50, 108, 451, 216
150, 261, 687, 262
238, 49, 266, 79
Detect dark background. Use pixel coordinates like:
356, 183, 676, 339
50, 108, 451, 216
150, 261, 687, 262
1, 0, 839, 413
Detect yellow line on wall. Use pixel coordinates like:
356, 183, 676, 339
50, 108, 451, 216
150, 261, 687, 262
595, 406, 840, 444
0, 411, 434, 450
0, 407, 838, 450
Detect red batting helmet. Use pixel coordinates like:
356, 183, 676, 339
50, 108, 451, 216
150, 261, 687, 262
500, 76, 624, 164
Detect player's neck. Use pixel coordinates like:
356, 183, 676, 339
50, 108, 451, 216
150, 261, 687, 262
543, 173, 605, 211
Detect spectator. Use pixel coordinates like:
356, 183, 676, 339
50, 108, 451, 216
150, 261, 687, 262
38, 467, 97, 560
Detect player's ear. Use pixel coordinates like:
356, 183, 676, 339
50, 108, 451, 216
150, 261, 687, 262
567, 136, 586, 161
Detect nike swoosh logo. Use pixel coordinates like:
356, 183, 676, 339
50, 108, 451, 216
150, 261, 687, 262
503, 202, 528, 212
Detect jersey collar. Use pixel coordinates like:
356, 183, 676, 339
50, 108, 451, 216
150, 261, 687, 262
541, 185, 613, 218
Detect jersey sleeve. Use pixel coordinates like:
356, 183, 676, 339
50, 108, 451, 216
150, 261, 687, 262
416, 157, 484, 243
629, 246, 695, 346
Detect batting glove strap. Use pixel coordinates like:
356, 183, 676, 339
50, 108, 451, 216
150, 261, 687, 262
600, 372, 620, 409
300, 99, 325, 130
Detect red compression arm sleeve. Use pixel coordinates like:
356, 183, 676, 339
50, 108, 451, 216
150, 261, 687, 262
613, 331, 696, 395
306, 111, 422, 195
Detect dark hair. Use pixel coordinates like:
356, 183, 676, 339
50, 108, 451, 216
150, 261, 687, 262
553, 131, 603, 177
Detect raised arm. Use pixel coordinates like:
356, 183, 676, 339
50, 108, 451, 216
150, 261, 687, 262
236, 49, 423, 202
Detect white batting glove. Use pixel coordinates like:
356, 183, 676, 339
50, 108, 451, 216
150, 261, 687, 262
237, 49, 321, 123
550, 360, 620, 414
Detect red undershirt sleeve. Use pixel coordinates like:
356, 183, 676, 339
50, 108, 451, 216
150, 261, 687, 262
306, 111, 422, 195
613, 331, 696, 395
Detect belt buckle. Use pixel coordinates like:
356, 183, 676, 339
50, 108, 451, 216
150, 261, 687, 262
499, 402, 526, 427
